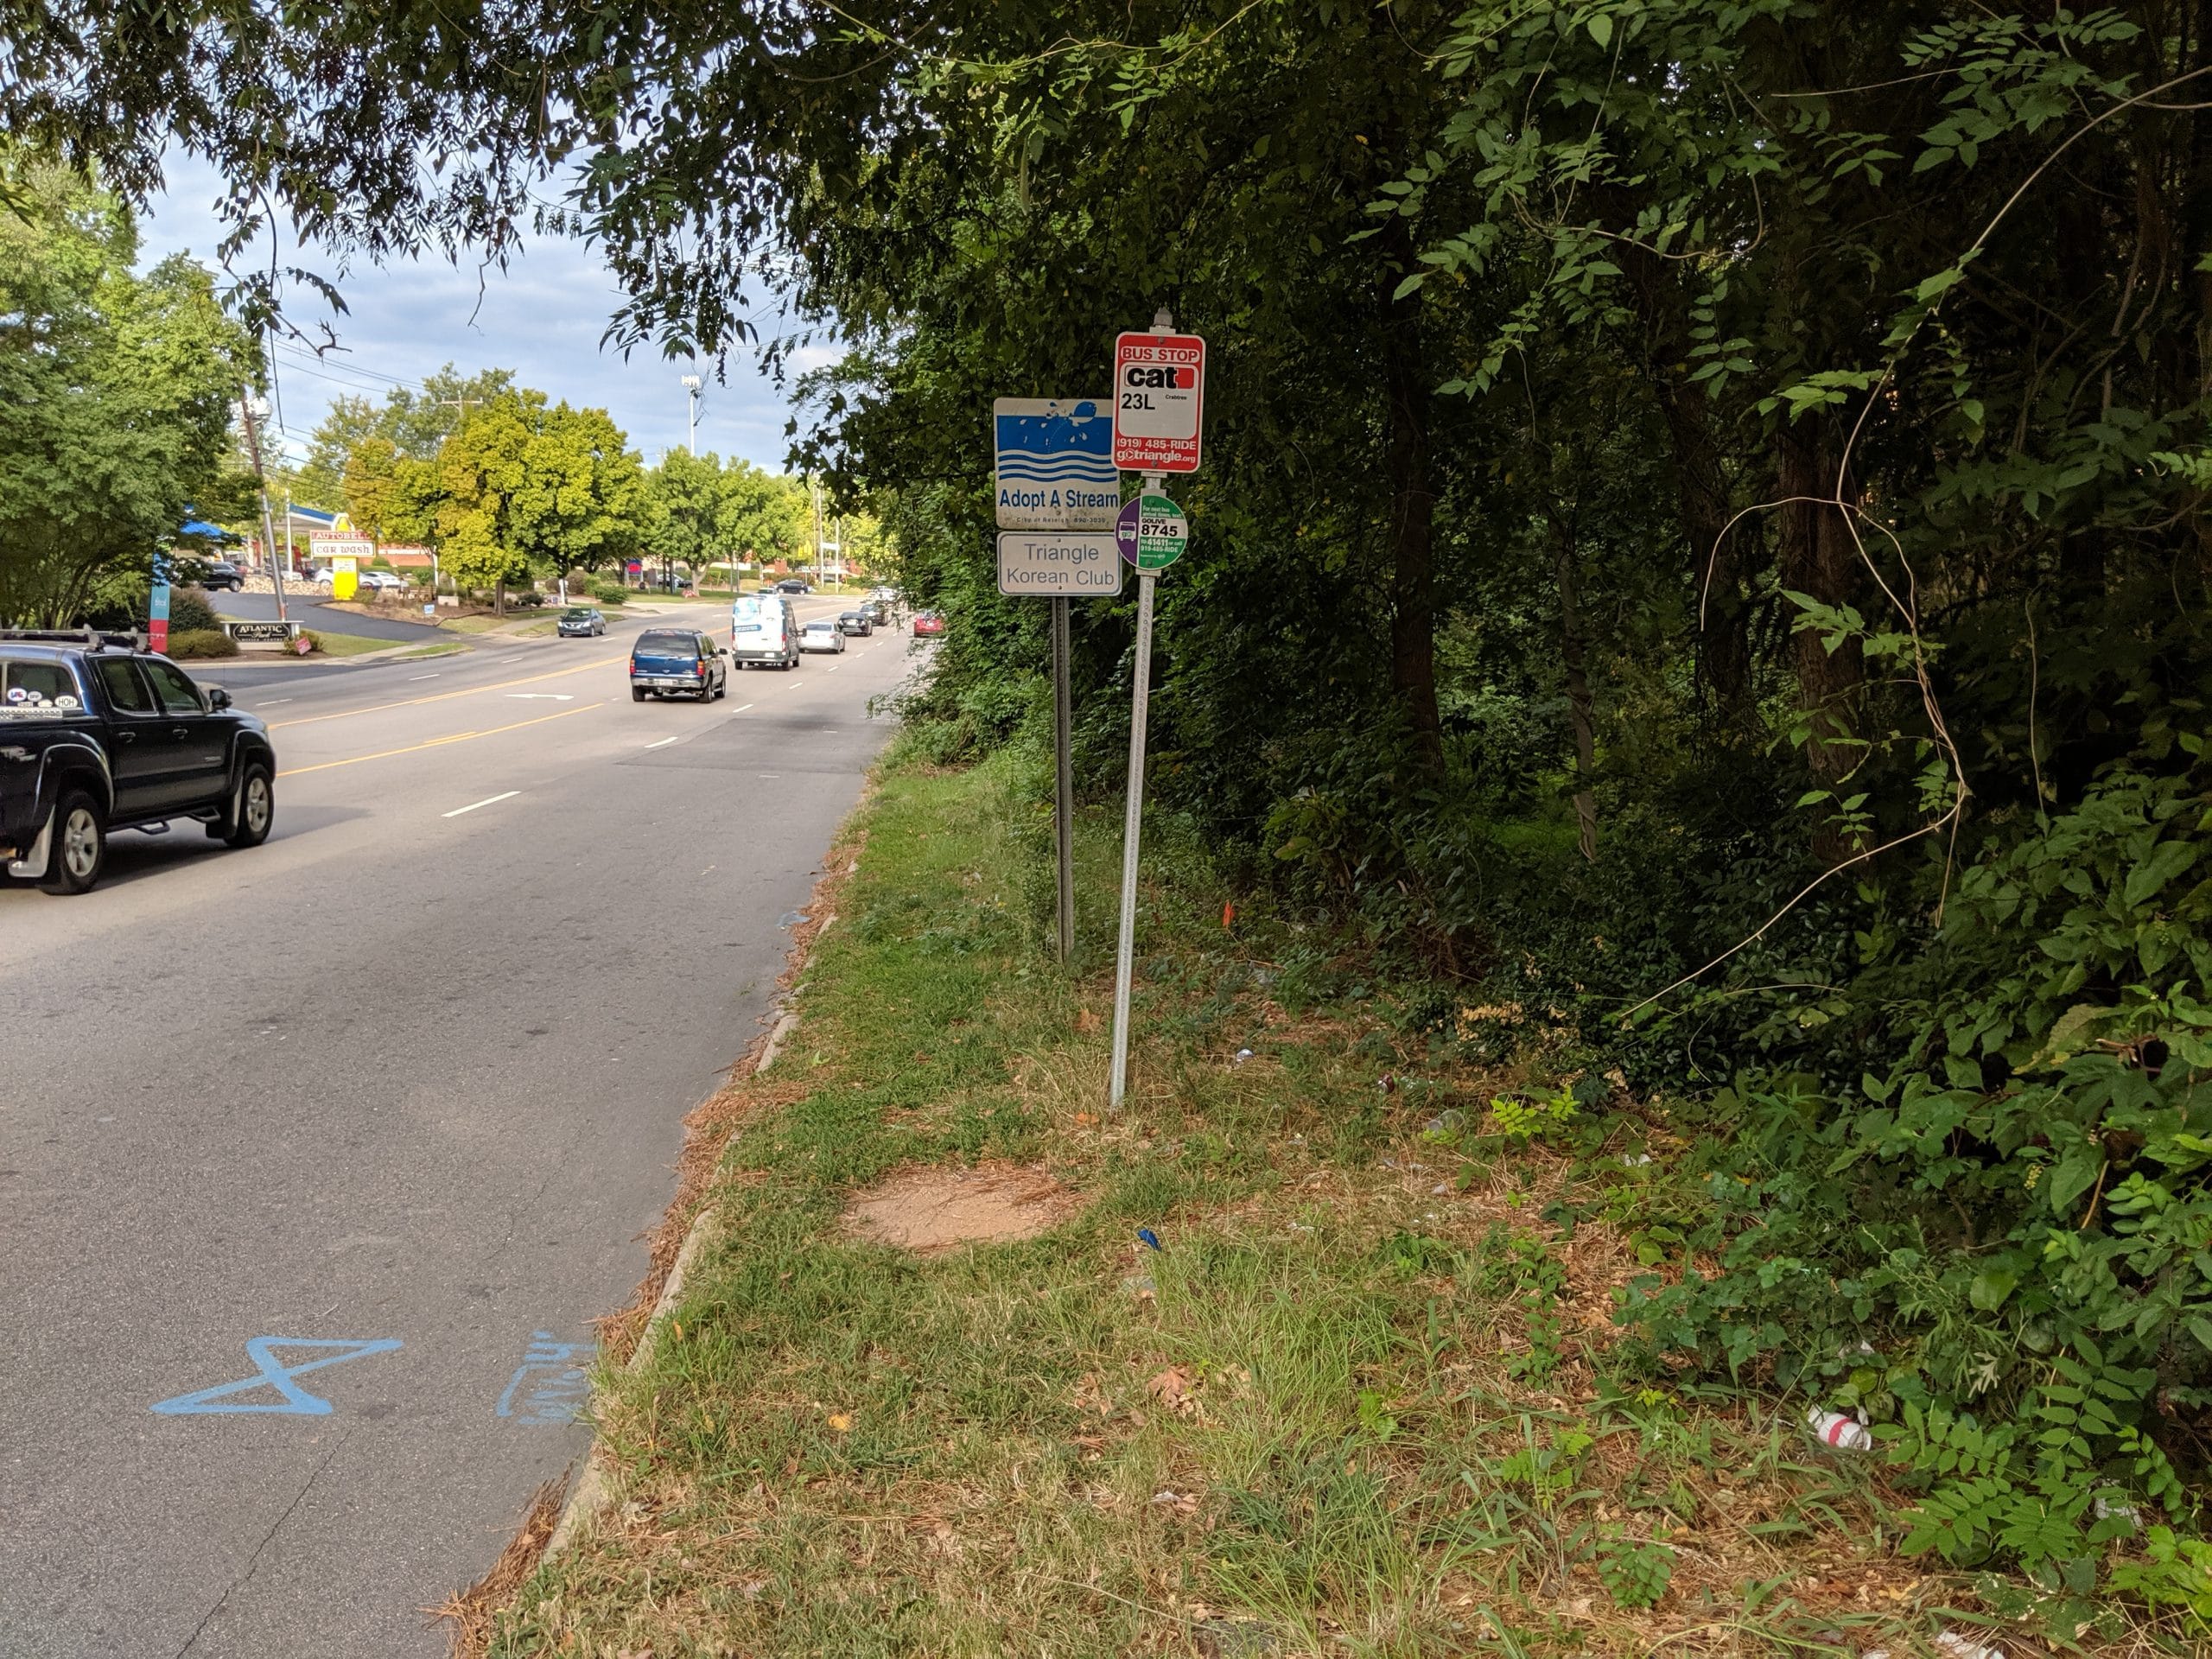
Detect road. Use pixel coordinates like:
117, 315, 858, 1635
213, 589, 449, 643
0, 601, 918, 1656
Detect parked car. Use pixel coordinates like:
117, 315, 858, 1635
556, 606, 607, 638
199, 560, 244, 592
775, 578, 811, 594
836, 609, 874, 637
799, 618, 846, 654
912, 610, 946, 637
0, 628, 276, 894
864, 597, 892, 626
629, 628, 728, 702
355, 569, 404, 593
729, 593, 799, 671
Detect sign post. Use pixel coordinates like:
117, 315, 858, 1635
1107, 313, 1205, 1111
149, 555, 171, 655
995, 398, 1117, 963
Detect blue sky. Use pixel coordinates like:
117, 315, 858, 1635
139, 156, 836, 493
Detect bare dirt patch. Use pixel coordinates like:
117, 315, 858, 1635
844, 1162, 1078, 1252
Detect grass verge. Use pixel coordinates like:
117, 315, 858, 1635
303, 628, 394, 658
480, 741, 2179, 1658
392, 641, 471, 661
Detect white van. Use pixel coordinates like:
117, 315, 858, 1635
730, 592, 799, 670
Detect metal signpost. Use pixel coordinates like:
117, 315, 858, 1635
1107, 314, 1206, 1112
149, 556, 171, 655
994, 398, 1119, 963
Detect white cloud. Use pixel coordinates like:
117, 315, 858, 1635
137, 156, 834, 488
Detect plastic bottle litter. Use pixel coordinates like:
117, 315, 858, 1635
1234, 1048, 1254, 1064
1136, 1228, 1163, 1253
1806, 1408, 1873, 1452
1932, 1632, 2004, 1659
1422, 1109, 1466, 1139
1618, 1152, 1652, 1167
1431, 1181, 1453, 1196
2094, 1496, 2141, 1526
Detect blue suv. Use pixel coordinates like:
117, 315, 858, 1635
629, 628, 728, 702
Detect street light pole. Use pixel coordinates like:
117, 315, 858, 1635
682, 374, 702, 457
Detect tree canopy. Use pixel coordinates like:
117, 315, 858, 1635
0, 151, 257, 626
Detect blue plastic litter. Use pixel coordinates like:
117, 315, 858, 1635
1136, 1229, 1163, 1253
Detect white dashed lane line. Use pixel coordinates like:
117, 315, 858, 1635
442, 791, 520, 819
645, 735, 680, 750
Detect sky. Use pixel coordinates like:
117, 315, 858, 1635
138, 156, 838, 499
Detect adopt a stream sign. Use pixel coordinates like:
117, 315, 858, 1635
1116, 493, 1186, 572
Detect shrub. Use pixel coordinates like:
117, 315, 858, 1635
165, 585, 224, 634
296, 629, 322, 654
592, 583, 627, 607
165, 628, 237, 659
512, 589, 545, 607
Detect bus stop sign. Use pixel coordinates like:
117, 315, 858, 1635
1112, 333, 1205, 473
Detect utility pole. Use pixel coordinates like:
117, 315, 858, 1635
438, 396, 478, 433
681, 374, 702, 456
238, 385, 290, 624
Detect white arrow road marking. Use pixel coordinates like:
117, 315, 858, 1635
506, 693, 575, 701
443, 791, 519, 818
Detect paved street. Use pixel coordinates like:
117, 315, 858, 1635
0, 601, 918, 1656
213, 589, 452, 643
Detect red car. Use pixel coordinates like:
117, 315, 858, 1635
912, 610, 945, 637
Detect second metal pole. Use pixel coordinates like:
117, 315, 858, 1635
1052, 595, 1075, 965
1107, 565, 1158, 1111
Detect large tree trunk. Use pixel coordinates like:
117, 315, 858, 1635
1554, 528, 1599, 861
1381, 216, 1445, 779
1615, 241, 1757, 723
1777, 418, 1866, 860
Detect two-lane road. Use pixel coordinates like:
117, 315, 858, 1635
0, 607, 918, 1656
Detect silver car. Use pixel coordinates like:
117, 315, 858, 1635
798, 618, 846, 654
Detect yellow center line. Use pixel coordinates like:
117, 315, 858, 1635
277, 702, 606, 777
269, 652, 628, 729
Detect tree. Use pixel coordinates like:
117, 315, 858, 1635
340, 435, 403, 541
393, 391, 646, 607
645, 448, 725, 575
298, 363, 516, 507
0, 151, 257, 626
719, 465, 808, 569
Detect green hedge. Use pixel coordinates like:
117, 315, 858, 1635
166, 628, 238, 659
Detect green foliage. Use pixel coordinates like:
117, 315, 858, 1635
0, 151, 257, 626
164, 587, 224, 634
164, 628, 237, 659
1592, 1529, 1674, 1610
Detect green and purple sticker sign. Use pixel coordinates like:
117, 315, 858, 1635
1115, 493, 1187, 572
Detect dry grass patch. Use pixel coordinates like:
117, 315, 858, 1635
844, 1160, 1082, 1252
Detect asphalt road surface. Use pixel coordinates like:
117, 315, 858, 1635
213, 589, 450, 643
0, 601, 919, 1656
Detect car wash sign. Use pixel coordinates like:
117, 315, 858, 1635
994, 398, 1119, 530
1112, 333, 1206, 474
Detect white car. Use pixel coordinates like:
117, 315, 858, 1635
356, 569, 405, 592
798, 618, 845, 654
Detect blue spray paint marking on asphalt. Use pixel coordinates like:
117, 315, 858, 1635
497, 1332, 594, 1426
151, 1337, 404, 1416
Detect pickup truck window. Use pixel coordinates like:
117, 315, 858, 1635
0, 657, 83, 717
93, 657, 154, 714
143, 659, 204, 714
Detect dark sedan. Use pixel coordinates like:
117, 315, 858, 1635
836, 609, 874, 637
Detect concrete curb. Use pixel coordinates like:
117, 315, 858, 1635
541, 910, 837, 1561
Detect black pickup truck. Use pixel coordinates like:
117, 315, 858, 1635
0, 628, 277, 895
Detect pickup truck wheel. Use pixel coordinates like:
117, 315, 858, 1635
226, 763, 274, 848
38, 791, 105, 894
632, 687, 647, 702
